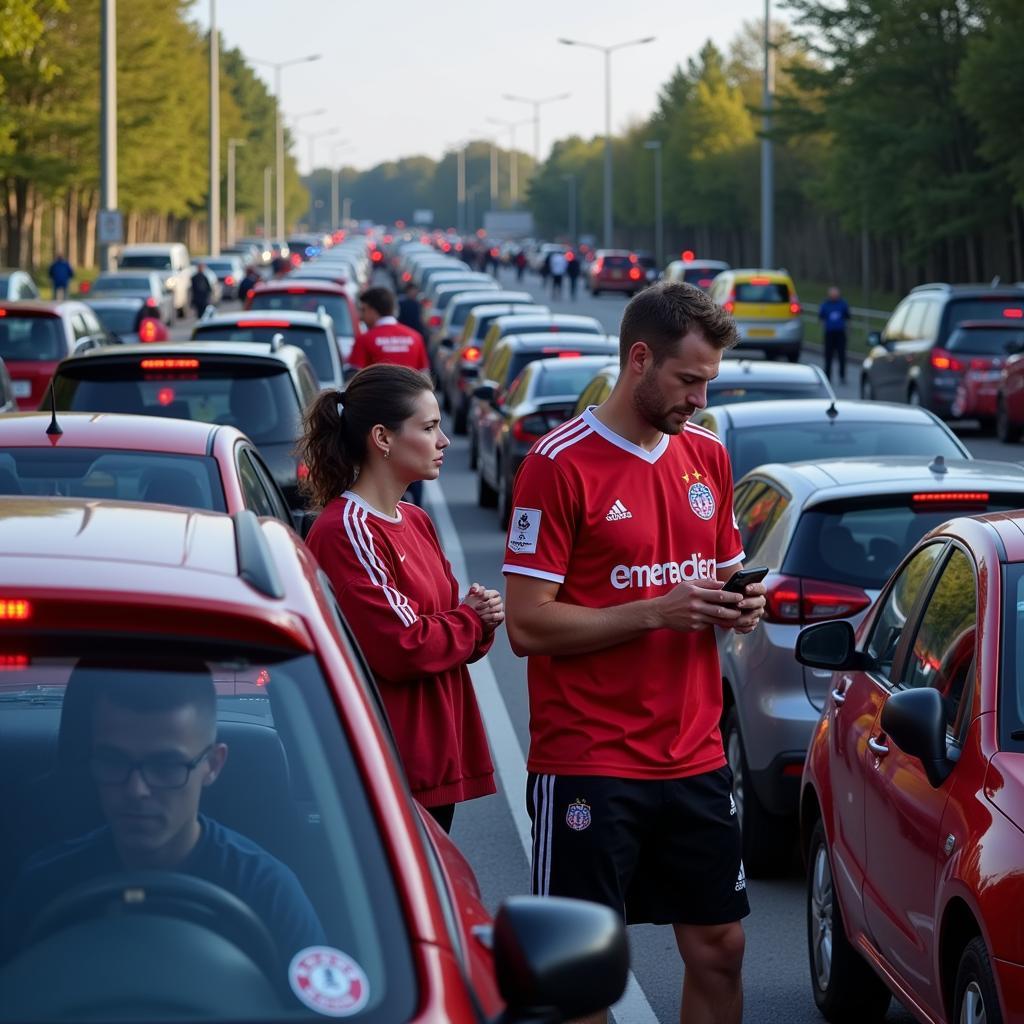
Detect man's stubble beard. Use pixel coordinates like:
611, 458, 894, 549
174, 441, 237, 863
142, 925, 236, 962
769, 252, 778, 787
633, 365, 691, 436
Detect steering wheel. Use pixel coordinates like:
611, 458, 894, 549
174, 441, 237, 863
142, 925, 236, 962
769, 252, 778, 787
26, 871, 281, 979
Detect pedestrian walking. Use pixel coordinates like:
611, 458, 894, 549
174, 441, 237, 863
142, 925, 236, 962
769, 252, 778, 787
514, 249, 527, 282
190, 262, 213, 318
300, 365, 501, 833
566, 250, 581, 299
237, 265, 261, 304
818, 285, 851, 385
548, 249, 568, 299
539, 251, 550, 291
503, 281, 766, 1024
48, 253, 74, 300
397, 282, 425, 335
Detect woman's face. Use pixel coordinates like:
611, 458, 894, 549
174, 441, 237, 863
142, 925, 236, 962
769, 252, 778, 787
391, 390, 449, 482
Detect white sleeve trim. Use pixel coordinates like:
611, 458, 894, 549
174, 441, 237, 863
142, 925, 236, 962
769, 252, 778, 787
718, 551, 746, 569
502, 564, 566, 584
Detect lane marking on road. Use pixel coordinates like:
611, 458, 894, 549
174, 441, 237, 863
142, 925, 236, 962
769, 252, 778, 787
424, 477, 661, 1024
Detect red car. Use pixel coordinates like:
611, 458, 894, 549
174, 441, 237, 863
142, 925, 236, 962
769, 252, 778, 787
245, 279, 360, 361
797, 509, 1024, 1023
0, 498, 628, 1021
587, 250, 645, 296
0, 300, 112, 410
0, 412, 297, 530
994, 330, 1024, 442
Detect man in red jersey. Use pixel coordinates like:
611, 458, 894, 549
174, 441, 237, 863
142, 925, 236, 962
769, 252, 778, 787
503, 282, 766, 1024
349, 287, 430, 373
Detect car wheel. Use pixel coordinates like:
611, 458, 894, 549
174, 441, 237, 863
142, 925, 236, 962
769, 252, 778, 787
497, 460, 512, 530
907, 386, 921, 407
807, 819, 892, 1023
468, 428, 478, 470
477, 467, 497, 509
860, 376, 875, 400
997, 397, 1020, 443
723, 707, 794, 877
954, 936, 1003, 1024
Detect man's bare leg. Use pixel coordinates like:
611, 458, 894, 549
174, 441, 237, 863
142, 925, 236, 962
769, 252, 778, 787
674, 921, 745, 1024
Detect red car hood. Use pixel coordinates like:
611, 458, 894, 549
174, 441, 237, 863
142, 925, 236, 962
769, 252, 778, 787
985, 751, 1024, 834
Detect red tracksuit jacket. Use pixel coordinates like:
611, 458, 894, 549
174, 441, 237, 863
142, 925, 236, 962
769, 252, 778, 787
306, 492, 496, 807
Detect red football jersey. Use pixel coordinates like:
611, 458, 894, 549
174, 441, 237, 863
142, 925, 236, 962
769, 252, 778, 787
502, 407, 744, 780
348, 317, 429, 371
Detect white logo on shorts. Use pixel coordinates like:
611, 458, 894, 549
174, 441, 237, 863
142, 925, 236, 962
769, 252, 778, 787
729, 793, 737, 816
735, 862, 746, 892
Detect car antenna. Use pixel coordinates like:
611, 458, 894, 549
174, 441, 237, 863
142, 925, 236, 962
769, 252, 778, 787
45, 381, 63, 438
929, 454, 948, 475
825, 400, 838, 419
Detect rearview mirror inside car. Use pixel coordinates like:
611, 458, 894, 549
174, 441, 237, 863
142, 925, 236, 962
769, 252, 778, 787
795, 620, 867, 671
880, 688, 954, 788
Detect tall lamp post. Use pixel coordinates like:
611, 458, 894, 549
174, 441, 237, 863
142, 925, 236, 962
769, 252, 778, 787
761, 0, 775, 268
558, 35, 655, 249
208, 0, 220, 255
226, 137, 246, 247
99, 0, 117, 272
502, 92, 570, 165
252, 53, 322, 240
486, 116, 532, 205
643, 140, 663, 269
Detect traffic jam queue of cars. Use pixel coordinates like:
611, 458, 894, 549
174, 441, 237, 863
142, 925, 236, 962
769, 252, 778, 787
4, 224, 1024, 1022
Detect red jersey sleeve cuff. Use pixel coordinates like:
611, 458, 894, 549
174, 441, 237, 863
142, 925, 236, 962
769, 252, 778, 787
502, 564, 566, 584
719, 550, 745, 569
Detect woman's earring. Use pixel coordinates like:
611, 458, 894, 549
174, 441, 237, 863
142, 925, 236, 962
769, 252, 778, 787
383, 449, 390, 460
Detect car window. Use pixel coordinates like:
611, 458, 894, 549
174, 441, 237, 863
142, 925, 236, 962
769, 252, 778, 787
708, 382, 830, 404
488, 347, 512, 388
945, 297, 1024, 332
919, 301, 941, 343
237, 448, 278, 517
866, 542, 945, 680
504, 368, 528, 407
118, 254, 173, 271
90, 305, 142, 334
947, 327, 1024, 355
249, 294, 354, 337
898, 546, 977, 732
70, 314, 92, 341
247, 448, 292, 524
192, 327, 334, 384
884, 300, 913, 342
734, 482, 788, 560
295, 363, 321, 408
735, 281, 790, 303
534, 362, 609, 398
0, 315, 65, 361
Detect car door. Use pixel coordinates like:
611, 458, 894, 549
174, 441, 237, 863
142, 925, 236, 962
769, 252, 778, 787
891, 300, 932, 402
861, 544, 977, 1017
826, 541, 947, 942
870, 300, 913, 399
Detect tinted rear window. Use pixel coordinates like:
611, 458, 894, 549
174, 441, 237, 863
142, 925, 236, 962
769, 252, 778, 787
54, 361, 301, 444
708, 382, 830, 405
684, 268, 724, 287
504, 323, 601, 339
730, 421, 964, 477
946, 298, 1024, 332
118, 254, 172, 270
193, 326, 333, 384
508, 349, 613, 386
735, 282, 790, 303
601, 256, 631, 269
0, 448, 225, 510
784, 496, 1018, 590
249, 293, 353, 337
947, 327, 1024, 355
89, 306, 143, 333
0, 315, 65, 361
93, 276, 152, 292
534, 363, 612, 398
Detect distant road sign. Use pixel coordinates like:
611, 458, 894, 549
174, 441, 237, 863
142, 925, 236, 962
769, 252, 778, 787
98, 209, 124, 245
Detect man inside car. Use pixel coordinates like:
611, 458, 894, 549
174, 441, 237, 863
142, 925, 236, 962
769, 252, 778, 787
3, 666, 325, 962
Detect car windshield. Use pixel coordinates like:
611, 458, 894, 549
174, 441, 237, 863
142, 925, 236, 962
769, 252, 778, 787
93, 277, 152, 293
601, 256, 631, 269
730, 421, 965, 477
192, 326, 334, 384
946, 298, 1024, 331
735, 282, 790, 303
534, 363, 613, 397
786, 496, 1018, 591
0, 448, 226, 510
118, 255, 172, 271
203, 261, 235, 274
509, 349, 612, 385
708, 382, 830, 404
53, 361, 302, 445
89, 306, 142, 334
0, 315, 64, 362
0, 647, 415, 1022
683, 268, 724, 288
436, 287, 495, 311
947, 327, 1024, 355
249, 293, 354, 337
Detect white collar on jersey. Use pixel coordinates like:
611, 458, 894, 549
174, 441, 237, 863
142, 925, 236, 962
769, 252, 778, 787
581, 407, 670, 464
342, 490, 403, 523
375, 316, 398, 326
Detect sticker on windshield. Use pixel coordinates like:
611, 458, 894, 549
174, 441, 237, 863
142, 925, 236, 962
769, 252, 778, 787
288, 946, 370, 1018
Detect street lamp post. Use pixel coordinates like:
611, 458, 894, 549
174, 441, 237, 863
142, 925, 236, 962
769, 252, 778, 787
226, 137, 246, 247
263, 166, 272, 240
331, 142, 353, 230
252, 53, 322, 241
761, 0, 775, 268
99, 0, 117, 271
558, 35, 655, 249
208, 0, 219, 255
562, 173, 577, 243
503, 92, 570, 165
643, 140, 663, 269
486, 116, 532, 205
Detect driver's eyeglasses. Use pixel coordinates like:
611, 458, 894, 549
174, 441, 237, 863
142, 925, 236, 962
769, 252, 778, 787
89, 744, 214, 789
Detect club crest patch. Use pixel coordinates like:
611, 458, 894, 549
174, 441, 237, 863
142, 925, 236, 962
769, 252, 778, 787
566, 798, 592, 832
508, 507, 542, 554
688, 481, 716, 521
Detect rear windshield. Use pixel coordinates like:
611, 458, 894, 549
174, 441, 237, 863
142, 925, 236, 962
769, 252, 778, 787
730, 422, 964, 478
0, 448, 225, 511
504, 323, 601, 340
93, 276, 153, 293
684, 268, 723, 288
735, 282, 790, 303
708, 382, 830, 405
508, 349, 613, 386
601, 256, 632, 269
946, 298, 1024, 332
118, 254, 172, 271
53, 361, 301, 445
0, 315, 65, 362
784, 496, 1018, 590
193, 325, 334, 384
436, 287, 495, 312
535, 362, 613, 398
947, 327, 1024, 355
203, 261, 236, 274
249, 293, 354, 337
0, 647, 415, 1022
89, 306, 143, 334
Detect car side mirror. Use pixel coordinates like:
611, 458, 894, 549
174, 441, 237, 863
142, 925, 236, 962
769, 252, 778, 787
492, 896, 628, 1024
291, 508, 317, 539
880, 688, 954, 788
473, 384, 495, 403
795, 620, 868, 671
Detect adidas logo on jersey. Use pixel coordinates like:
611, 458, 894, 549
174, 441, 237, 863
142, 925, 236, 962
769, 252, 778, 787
605, 500, 632, 521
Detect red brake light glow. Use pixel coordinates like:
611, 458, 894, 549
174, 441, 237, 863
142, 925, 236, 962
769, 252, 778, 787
750, 276, 772, 285
156, 387, 176, 406
225, 276, 235, 286
0, 310, 5, 317
1004, 308, 1024, 319
140, 358, 199, 370
682, 250, 695, 261
429, 314, 442, 327
138, 319, 161, 343
145, 297, 157, 307
79, 281, 91, 294
238, 319, 290, 328
912, 492, 989, 504
763, 576, 870, 624
0, 654, 29, 670
790, 302, 801, 315
463, 346, 482, 362
629, 267, 642, 280
0, 599, 31, 620
930, 349, 964, 372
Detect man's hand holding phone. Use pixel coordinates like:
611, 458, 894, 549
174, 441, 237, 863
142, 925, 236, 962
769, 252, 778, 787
721, 566, 768, 634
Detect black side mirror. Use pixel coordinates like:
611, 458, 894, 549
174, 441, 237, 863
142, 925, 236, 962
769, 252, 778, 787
880, 688, 953, 788
795, 620, 867, 671
492, 896, 628, 1024
473, 383, 495, 403
867, 331, 882, 348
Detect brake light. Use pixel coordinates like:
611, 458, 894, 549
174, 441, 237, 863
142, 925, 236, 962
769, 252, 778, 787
0, 310, 5, 317
429, 314, 442, 327
79, 280, 91, 294
463, 346, 481, 362
513, 415, 547, 443
157, 387, 176, 406
912, 491, 989, 505
629, 267, 642, 281
138, 318, 166, 343
593, 259, 604, 273
763, 575, 870, 624
372, 251, 383, 262
145, 296, 158, 307
750, 276, 772, 285
790, 302, 801, 315
402, 272, 412, 282
1004, 308, 1023, 319
931, 348, 965, 372
225, 275, 235, 286
0, 654, 29, 670
140, 358, 199, 370
237, 319, 290, 328
290, 253, 302, 266
724, 301, 735, 314
0, 599, 31, 620
297, 461, 310, 481
540, 348, 581, 357
682, 250, 695, 261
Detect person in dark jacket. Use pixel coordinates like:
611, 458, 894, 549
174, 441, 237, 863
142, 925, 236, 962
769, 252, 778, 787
818, 286, 851, 385
397, 283, 424, 334
190, 263, 213, 317
566, 249, 581, 299
48, 254, 74, 300
237, 265, 261, 304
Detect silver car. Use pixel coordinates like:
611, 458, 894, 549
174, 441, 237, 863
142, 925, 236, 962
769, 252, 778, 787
721, 456, 1024, 876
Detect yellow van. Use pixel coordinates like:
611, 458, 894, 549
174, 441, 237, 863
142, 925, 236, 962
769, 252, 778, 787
708, 269, 803, 361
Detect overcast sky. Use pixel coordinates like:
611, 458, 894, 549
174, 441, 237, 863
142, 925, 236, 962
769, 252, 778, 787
195, 0, 774, 172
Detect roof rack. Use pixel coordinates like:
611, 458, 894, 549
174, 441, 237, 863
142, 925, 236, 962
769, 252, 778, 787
232, 510, 284, 599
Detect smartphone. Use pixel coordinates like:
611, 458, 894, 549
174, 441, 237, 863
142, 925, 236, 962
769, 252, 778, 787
721, 566, 769, 594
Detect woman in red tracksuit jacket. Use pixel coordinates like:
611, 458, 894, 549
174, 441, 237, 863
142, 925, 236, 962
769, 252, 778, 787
299, 364, 502, 832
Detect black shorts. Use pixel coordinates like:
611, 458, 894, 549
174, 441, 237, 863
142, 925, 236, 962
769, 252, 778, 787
526, 767, 750, 926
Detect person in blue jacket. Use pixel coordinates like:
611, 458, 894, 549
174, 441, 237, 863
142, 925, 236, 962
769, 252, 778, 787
48, 254, 74, 300
818, 286, 851, 385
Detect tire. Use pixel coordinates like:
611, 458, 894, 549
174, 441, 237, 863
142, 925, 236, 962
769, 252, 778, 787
807, 819, 892, 1023
861, 376, 875, 401
954, 936, 1003, 1024
497, 459, 512, 530
723, 707, 794, 877
477, 468, 497, 509
997, 397, 1021, 444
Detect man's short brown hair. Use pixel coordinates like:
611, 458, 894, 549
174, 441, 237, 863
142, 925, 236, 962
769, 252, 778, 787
619, 282, 737, 366
358, 286, 396, 317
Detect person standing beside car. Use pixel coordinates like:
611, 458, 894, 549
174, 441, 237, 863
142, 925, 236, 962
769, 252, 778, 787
349, 287, 430, 373
503, 282, 766, 1024
818, 285, 851, 385
300, 365, 501, 834
48, 253, 74, 300
190, 262, 213, 318
566, 250, 581, 300
397, 282, 425, 335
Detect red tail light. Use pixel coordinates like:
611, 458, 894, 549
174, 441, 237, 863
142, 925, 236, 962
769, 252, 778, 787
138, 318, 167, 343
593, 259, 604, 273
763, 575, 871, 624
629, 267, 642, 281
371, 251, 383, 262
79, 280, 91, 294
429, 314, 442, 327
682, 249, 695, 261
0, 654, 29, 670
238, 319, 290, 328
1004, 308, 1023, 319
912, 491, 989, 506
402, 272, 412, 282
790, 302, 801, 315
931, 348, 965, 372
0, 599, 31, 620
513, 416, 546, 443
724, 302, 735, 314
290, 253, 302, 266
145, 296, 158, 307
225, 275, 235, 286
542, 348, 581, 356
140, 358, 199, 370
286, 287, 309, 294
463, 346, 481, 362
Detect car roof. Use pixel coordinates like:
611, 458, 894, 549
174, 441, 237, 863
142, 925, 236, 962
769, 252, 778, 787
0, 300, 86, 316
454, 291, 533, 306
84, 297, 147, 307
714, 360, 825, 383
910, 283, 1024, 297
499, 333, 617, 351
68, 340, 305, 368
470, 302, 548, 316
0, 411, 240, 455
723, 269, 794, 283
95, 270, 155, 277
533, 354, 617, 374
706, 398, 942, 426
196, 310, 328, 329
494, 313, 602, 329
252, 280, 348, 296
